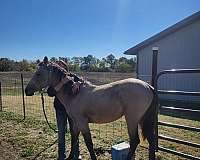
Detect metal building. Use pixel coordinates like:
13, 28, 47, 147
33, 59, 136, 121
124, 11, 200, 101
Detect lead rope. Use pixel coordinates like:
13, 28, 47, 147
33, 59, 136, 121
41, 92, 58, 133
31, 93, 58, 160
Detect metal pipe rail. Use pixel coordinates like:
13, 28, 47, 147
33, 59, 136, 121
158, 146, 200, 160
160, 106, 200, 114
159, 135, 200, 148
160, 106, 200, 122
158, 90, 200, 96
158, 121, 200, 132
156, 68, 200, 79
153, 68, 200, 159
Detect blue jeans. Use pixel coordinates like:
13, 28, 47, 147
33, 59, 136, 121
54, 98, 80, 160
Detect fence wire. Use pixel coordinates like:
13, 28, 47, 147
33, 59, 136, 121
0, 72, 133, 150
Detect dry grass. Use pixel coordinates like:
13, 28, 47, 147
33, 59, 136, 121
0, 111, 199, 160
0, 72, 200, 159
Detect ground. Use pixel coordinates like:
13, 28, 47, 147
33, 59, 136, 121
0, 111, 200, 160
0, 72, 200, 159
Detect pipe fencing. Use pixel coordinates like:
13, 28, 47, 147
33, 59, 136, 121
151, 47, 200, 160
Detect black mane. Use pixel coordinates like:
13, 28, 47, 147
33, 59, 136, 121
50, 63, 68, 81
45, 62, 74, 96
38, 62, 68, 81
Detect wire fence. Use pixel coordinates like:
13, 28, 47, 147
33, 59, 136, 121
0, 71, 134, 150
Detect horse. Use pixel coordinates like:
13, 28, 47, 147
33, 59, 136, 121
25, 57, 157, 160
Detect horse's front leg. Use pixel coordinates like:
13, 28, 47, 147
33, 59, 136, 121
67, 118, 80, 160
81, 123, 97, 160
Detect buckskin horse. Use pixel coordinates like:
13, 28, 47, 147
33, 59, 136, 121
25, 57, 157, 160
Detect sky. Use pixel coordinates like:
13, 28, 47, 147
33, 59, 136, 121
0, 0, 199, 61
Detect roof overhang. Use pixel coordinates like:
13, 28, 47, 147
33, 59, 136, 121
124, 11, 200, 55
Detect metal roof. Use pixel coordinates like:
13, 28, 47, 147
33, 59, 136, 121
124, 11, 200, 55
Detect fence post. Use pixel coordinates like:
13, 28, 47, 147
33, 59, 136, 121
21, 74, 26, 120
151, 47, 159, 155
0, 81, 2, 112
151, 47, 158, 86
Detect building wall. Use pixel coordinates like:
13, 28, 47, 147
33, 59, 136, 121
138, 19, 200, 101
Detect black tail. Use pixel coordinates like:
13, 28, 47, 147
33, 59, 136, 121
140, 87, 158, 141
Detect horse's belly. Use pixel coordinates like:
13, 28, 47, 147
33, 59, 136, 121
87, 104, 124, 124
88, 114, 123, 124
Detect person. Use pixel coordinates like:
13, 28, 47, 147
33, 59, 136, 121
47, 60, 83, 160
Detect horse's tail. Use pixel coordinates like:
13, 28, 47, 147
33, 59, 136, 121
140, 86, 158, 141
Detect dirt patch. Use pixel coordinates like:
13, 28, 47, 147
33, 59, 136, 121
0, 140, 17, 160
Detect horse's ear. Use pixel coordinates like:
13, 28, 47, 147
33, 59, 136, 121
43, 56, 49, 65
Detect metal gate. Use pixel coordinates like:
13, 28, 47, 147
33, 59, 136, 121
151, 48, 200, 160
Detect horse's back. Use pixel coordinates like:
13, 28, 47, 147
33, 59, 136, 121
74, 78, 154, 124
115, 78, 154, 122
91, 78, 153, 107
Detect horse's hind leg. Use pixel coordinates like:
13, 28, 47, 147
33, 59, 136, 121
81, 123, 97, 160
146, 127, 156, 160
127, 126, 140, 160
125, 116, 140, 160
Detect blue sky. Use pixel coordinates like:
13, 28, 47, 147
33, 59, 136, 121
0, 0, 199, 61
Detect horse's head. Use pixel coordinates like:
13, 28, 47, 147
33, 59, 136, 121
25, 56, 68, 96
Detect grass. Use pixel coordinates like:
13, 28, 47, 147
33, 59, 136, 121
0, 72, 200, 159
0, 111, 199, 160
158, 115, 200, 159
0, 112, 57, 160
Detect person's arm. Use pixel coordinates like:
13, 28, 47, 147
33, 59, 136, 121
47, 86, 57, 97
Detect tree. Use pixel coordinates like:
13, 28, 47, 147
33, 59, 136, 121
98, 58, 109, 72
81, 55, 97, 71
117, 63, 133, 72
0, 54, 136, 73
119, 57, 128, 64
50, 57, 58, 62
36, 59, 40, 64
106, 54, 116, 69
17, 59, 31, 71
71, 57, 84, 66
0, 58, 15, 71
127, 58, 136, 70
59, 57, 69, 63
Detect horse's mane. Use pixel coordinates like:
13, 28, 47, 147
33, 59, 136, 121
50, 62, 68, 81
39, 61, 92, 86
39, 61, 93, 96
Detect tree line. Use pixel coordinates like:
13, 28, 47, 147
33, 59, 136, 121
0, 54, 136, 72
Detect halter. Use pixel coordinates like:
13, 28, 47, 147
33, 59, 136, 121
46, 64, 74, 93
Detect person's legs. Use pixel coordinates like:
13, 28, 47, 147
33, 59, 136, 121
54, 98, 67, 160
68, 116, 81, 160
55, 97, 81, 160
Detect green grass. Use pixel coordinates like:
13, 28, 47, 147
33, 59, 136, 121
0, 112, 58, 160
0, 72, 200, 159
0, 111, 200, 160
